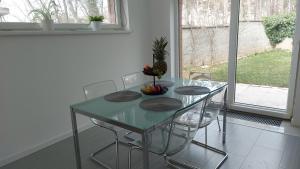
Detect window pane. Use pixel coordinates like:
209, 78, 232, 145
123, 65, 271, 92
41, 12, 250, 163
0, 0, 116, 24
235, 0, 296, 110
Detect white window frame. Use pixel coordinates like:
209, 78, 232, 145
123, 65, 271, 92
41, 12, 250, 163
0, 0, 130, 34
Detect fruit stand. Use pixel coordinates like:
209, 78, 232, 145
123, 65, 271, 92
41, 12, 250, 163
142, 37, 169, 95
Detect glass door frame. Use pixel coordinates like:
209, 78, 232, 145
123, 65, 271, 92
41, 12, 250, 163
227, 0, 300, 119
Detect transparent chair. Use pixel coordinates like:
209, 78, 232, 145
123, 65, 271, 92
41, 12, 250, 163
83, 80, 122, 169
189, 72, 212, 81
187, 72, 222, 132
122, 72, 148, 89
121, 72, 149, 141
127, 96, 209, 169
170, 85, 228, 169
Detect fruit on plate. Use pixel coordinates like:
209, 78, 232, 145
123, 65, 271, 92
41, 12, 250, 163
141, 84, 167, 95
143, 64, 157, 76
144, 64, 151, 70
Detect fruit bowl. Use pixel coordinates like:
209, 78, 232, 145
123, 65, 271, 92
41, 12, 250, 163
141, 85, 168, 95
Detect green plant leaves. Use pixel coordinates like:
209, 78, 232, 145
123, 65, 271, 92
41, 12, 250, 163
89, 16, 105, 22
152, 36, 168, 61
28, 0, 58, 21
262, 12, 296, 47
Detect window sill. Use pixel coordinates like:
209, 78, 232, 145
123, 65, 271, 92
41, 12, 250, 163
0, 28, 132, 36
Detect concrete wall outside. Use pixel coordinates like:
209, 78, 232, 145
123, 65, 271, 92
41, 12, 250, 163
182, 21, 292, 67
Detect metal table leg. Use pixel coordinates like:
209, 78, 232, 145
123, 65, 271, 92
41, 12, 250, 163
71, 109, 82, 169
142, 132, 150, 169
222, 108, 227, 144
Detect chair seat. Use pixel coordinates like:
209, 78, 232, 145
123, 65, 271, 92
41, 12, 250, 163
174, 110, 199, 128
175, 107, 219, 128
91, 118, 124, 132
128, 127, 168, 155
129, 126, 189, 156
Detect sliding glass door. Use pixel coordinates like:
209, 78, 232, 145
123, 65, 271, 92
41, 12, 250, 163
179, 0, 299, 118
227, 0, 299, 118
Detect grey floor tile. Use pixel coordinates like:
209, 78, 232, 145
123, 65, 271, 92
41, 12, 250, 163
127, 149, 167, 169
203, 153, 245, 169
255, 130, 291, 151
240, 145, 283, 169
225, 123, 262, 142
169, 143, 217, 168
196, 121, 262, 142
195, 127, 259, 157
279, 136, 300, 169
221, 138, 256, 157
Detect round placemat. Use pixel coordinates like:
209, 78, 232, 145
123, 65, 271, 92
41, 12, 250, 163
145, 80, 174, 87
139, 97, 183, 112
174, 86, 210, 95
104, 91, 142, 102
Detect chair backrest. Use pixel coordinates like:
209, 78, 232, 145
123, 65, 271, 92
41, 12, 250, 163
145, 95, 209, 156
189, 72, 212, 80
83, 80, 117, 100
83, 80, 118, 126
199, 85, 228, 125
122, 72, 146, 89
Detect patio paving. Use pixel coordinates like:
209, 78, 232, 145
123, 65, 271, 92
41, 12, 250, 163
235, 83, 288, 110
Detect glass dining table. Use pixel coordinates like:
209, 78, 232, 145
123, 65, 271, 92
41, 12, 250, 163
70, 79, 227, 169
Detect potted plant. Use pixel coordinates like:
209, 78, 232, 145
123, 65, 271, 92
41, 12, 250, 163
89, 16, 104, 31
29, 0, 57, 31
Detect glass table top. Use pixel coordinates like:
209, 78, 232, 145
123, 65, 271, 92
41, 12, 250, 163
71, 79, 227, 132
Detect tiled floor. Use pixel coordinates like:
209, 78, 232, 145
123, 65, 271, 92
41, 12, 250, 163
1, 120, 300, 169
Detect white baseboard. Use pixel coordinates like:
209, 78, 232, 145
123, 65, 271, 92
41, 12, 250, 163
0, 122, 93, 167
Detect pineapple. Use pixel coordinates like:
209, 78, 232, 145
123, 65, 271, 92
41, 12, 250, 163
153, 37, 168, 78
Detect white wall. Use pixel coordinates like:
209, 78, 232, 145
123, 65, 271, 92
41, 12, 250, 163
0, 0, 152, 166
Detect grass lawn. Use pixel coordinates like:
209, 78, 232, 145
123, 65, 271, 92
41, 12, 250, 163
187, 49, 292, 87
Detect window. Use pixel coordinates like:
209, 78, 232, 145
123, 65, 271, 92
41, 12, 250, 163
0, 0, 127, 31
